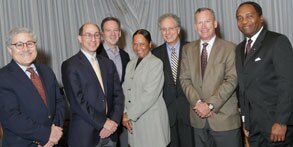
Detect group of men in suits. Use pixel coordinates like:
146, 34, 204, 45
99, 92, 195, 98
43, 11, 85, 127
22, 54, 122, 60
1, 1, 293, 147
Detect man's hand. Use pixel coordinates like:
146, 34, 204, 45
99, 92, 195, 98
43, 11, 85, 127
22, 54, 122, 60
193, 101, 212, 118
270, 123, 287, 142
99, 118, 118, 138
243, 126, 249, 137
122, 113, 133, 133
49, 124, 63, 145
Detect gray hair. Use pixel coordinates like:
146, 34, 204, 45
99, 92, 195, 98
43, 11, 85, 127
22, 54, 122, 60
6, 27, 37, 47
194, 7, 216, 22
158, 13, 181, 28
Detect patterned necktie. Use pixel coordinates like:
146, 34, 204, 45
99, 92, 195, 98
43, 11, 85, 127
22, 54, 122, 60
26, 67, 48, 107
171, 47, 178, 84
201, 43, 208, 78
245, 39, 253, 56
91, 57, 105, 93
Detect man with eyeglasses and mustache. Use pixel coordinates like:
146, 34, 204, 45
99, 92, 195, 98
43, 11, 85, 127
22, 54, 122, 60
0, 27, 64, 147
62, 23, 124, 147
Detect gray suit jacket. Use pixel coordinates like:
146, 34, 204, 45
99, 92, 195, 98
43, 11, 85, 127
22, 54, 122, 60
180, 37, 241, 131
123, 52, 170, 147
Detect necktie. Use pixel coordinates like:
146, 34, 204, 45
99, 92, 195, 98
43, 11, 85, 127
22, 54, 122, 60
26, 67, 48, 107
245, 39, 253, 56
171, 47, 178, 84
91, 57, 107, 113
91, 57, 105, 93
201, 43, 208, 78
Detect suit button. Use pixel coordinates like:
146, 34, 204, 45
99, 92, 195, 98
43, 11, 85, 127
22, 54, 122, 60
102, 99, 105, 102
128, 88, 131, 91
48, 115, 51, 119
128, 100, 131, 103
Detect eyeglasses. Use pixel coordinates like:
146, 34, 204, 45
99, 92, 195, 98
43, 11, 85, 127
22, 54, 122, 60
11, 41, 36, 50
160, 26, 178, 32
81, 33, 101, 39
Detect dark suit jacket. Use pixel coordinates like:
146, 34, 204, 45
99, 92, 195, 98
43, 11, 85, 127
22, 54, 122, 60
0, 60, 64, 147
152, 41, 190, 126
97, 44, 130, 84
61, 51, 124, 147
236, 28, 293, 133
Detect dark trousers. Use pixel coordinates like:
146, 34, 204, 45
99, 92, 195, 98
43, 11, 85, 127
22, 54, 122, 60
193, 121, 242, 147
168, 120, 194, 147
96, 138, 116, 147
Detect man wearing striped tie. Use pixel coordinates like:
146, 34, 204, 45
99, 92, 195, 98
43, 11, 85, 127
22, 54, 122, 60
152, 13, 194, 147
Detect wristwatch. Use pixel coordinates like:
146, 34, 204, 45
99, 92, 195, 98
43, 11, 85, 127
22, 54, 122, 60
208, 103, 214, 111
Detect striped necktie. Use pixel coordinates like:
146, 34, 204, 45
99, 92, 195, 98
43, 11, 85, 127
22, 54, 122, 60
171, 47, 178, 84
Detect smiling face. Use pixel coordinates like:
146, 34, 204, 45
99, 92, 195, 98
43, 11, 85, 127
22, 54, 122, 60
194, 9, 217, 42
160, 16, 180, 46
102, 20, 121, 48
133, 34, 151, 58
236, 4, 264, 38
78, 24, 101, 55
8, 32, 37, 67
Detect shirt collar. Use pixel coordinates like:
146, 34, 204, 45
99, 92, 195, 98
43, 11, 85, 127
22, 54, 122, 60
246, 26, 263, 44
200, 35, 216, 48
166, 40, 180, 51
80, 48, 97, 61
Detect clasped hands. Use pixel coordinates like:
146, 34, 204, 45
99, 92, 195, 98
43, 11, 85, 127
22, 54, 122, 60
99, 118, 118, 139
193, 100, 213, 118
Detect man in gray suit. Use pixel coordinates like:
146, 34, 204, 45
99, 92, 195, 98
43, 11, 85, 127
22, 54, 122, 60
179, 7, 242, 147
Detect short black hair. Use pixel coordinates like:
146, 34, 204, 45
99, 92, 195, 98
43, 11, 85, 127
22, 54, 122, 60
132, 29, 152, 43
101, 17, 121, 31
236, 1, 263, 16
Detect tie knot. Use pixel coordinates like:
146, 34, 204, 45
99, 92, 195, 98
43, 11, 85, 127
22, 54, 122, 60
247, 39, 252, 44
202, 43, 208, 48
91, 56, 97, 62
171, 47, 176, 52
26, 67, 35, 74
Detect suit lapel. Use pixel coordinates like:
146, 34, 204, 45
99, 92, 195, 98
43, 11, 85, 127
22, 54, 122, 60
192, 41, 203, 84
8, 61, 49, 111
35, 65, 51, 110
244, 29, 267, 65
161, 43, 175, 85
203, 38, 219, 81
78, 51, 106, 95
97, 56, 108, 95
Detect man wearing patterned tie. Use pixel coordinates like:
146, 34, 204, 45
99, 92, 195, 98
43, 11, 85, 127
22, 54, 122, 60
0, 27, 64, 147
61, 23, 124, 147
236, 2, 293, 146
152, 13, 194, 147
179, 8, 242, 147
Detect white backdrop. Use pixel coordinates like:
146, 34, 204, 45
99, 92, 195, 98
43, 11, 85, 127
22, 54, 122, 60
1, 0, 293, 84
